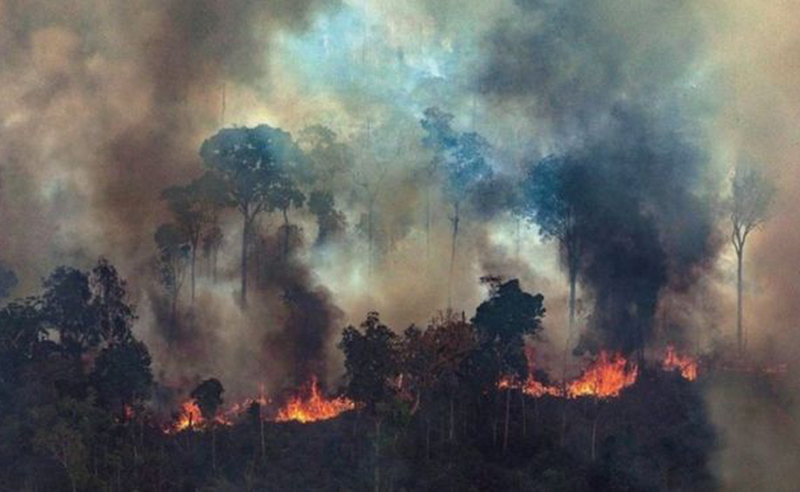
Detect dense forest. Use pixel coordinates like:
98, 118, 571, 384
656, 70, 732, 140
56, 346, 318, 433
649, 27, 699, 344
0, 256, 722, 491
3, 0, 800, 490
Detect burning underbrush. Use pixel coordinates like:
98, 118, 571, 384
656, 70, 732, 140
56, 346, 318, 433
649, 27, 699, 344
163, 377, 355, 434
498, 345, 698, 400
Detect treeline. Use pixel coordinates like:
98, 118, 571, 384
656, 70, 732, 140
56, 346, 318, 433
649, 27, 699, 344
0, 260, 715, 491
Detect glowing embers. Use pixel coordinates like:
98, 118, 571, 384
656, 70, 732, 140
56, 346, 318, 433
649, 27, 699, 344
275, 376, 355, 423
662, 345, 698, 381
566, 352, 638, 399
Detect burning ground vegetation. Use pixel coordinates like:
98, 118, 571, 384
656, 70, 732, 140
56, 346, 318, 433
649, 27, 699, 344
0, 261, 793, 491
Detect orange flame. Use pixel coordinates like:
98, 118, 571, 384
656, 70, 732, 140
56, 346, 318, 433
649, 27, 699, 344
275, 376, 355, 423
567, 352, 638, 399
165, 399, 204, 434
662, 345, 698, 381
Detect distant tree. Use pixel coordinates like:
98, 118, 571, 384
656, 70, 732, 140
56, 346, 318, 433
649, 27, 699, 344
0, 261, 18, 300
730, 165, 776, 355
200, 125, 307, 307
191, 378, 224, 471
472, 278, 545, 452
162, 172, 228, 303
155, 223, 190, 324
308, 190, 346, 246
202, 225, 224, 282
298, 124, 351, 186
420, 107, 492, 305
420, 108, 456, 261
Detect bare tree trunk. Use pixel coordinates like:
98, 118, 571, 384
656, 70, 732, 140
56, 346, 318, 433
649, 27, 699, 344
560, 266, 577, 447
736, 248, 744, 356
425, 184, 431, 264
190, 241, 197, 304
374, 418, 381, 492
260, 406, 266, 460
447, 201, 460, 308
521, 390, 527, 438
449, 395, 455, 442
283, 208, 290, 259
591, 416, 598, 462
241, 214, 249, 308
425, 415, 430, 462
212, 425, 217, 472
503, 389, 511, 453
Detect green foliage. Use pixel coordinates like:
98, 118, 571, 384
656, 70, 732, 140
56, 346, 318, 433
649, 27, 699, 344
339, 312, 401, 414
200, 125, 307, 217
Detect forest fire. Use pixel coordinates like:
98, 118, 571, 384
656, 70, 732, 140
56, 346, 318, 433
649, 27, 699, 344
663, 345, 699, 381
567, 352, 639, 399
166, 399, 204, 434
163, 378, 354, 433
275, 376, 355, 423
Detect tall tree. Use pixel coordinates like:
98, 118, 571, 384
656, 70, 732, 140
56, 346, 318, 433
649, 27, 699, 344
339, 312, 401, 492
162, 172, 228, 303
521, 155, 583, 345
730, 165, 775, 355
472, 278, 546, 452
200, 125, 307, 307
420, 107, 491, 305
155, 223, 190, 325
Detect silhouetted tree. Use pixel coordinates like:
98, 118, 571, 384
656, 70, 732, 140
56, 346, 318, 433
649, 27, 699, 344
339, 312, 401, 492
200, 125, 307, 307
91, 339, 153, 416
472, 278, 545, 452
0, 261, 18, 300
155, 223, 190, 325
308, 190, 346, 246
730, 164, 775, 355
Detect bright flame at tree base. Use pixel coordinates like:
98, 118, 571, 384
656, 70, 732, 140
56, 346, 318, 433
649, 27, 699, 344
275, 376, 355, 423
164, 376, 355, 433
567, 352, 638, 398
499, 347, 698, 400
662, 345, 699, 381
